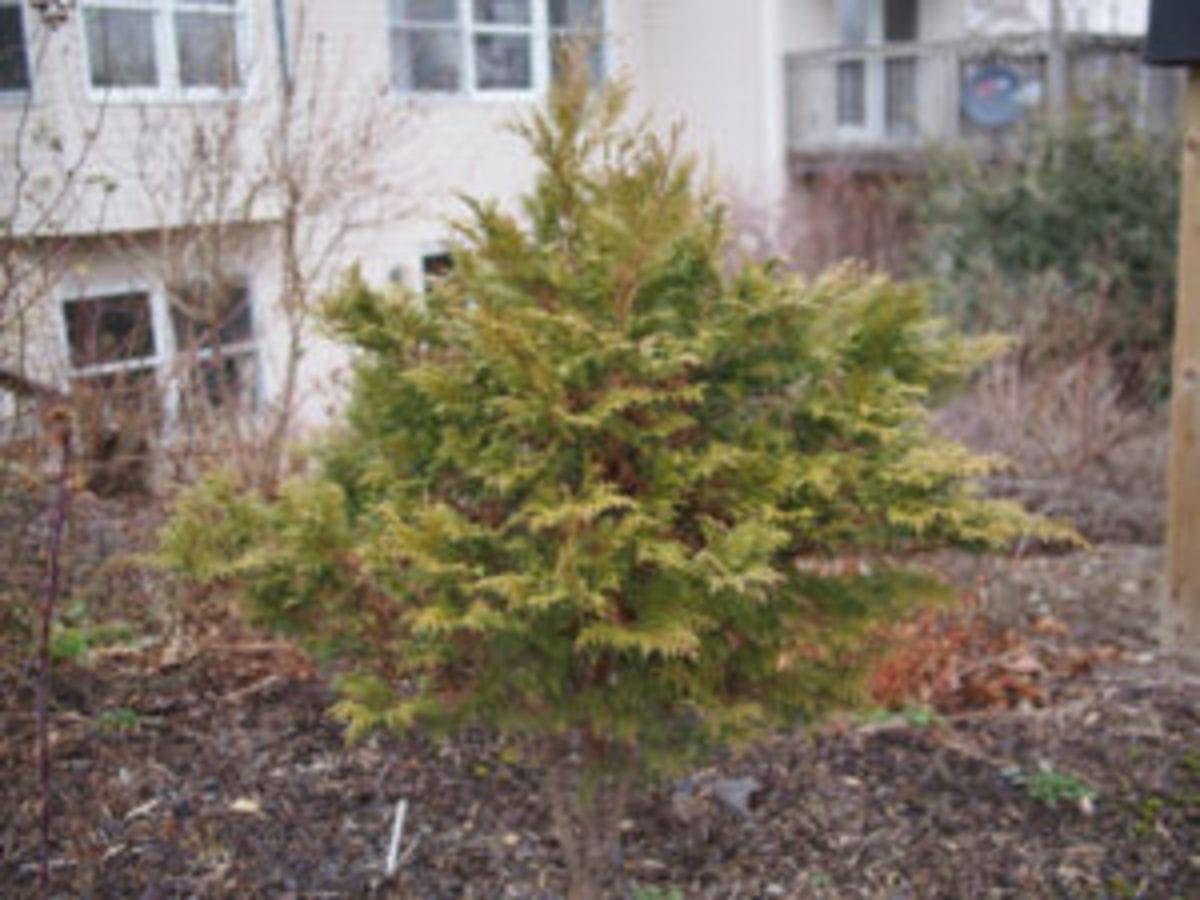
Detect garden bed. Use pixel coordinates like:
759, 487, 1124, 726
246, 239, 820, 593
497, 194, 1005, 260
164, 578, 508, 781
2, 545, 1198, 898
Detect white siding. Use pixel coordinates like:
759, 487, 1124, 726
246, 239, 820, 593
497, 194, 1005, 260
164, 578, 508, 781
633, 0, 785, 206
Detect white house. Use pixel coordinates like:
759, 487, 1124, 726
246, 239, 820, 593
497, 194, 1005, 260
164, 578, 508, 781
0, 0, 1161, 483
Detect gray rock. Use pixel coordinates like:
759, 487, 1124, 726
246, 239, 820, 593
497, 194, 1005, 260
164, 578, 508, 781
712, 776, 762, 816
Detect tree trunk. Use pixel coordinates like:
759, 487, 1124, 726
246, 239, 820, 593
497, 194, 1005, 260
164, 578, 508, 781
542, 736, 632, 900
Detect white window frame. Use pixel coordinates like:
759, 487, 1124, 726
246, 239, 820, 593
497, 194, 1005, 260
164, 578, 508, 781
77, 0, 252, 104
389, 0, 607, 101
0, 0, 33, 103
58, 273, 263, 442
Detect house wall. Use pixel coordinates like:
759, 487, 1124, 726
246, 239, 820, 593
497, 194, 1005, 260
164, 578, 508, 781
782, 0, 836, 52
634, 0, 786, 207
4, 0, 802, 440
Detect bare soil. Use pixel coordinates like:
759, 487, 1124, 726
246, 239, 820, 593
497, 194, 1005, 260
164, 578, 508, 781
2, 542, 1198, 899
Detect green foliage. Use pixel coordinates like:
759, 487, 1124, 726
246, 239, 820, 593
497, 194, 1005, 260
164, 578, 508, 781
96, 707, 141, 732
49, 601, 136, 664
632, 886, 684, 900
1022, 768, 1095, 809
918, 110, 1179, 393
159, 75, 1056, 783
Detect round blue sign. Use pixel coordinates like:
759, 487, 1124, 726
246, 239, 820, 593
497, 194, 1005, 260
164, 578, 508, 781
962, 64, 1025, 129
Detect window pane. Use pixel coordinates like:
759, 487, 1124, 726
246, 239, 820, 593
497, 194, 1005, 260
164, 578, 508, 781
836, 59, 866, 126
472, 0, 530, 25
0, 6, 29, 91
885, 0, 918, 43
885, 56, 918, 135
176, 12, 239, 87
169, 282, 252, 349
182, 352, 258, 412
64, 292, 156, 368
389, 0, 457, 23
474, 33, 531, 90
85, 8, 158, 88
549, 0, 601, 30
550, 33, 603, 82
73, 369, 160, 427
391, 27, 461, 91
837, 0, 868, 47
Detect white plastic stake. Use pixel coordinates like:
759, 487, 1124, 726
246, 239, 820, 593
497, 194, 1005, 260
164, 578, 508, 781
385, 798, 408, 877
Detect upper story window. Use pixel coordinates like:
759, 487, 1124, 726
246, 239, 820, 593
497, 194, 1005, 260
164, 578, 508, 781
837, 0, 919, 47
389, 0, 604, 96
0, 0, 31, 94
81, 0, 246, 98
884, 0, 918, 43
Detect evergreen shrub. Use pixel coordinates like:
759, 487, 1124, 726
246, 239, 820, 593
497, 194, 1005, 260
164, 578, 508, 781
158, 68, 1060, 896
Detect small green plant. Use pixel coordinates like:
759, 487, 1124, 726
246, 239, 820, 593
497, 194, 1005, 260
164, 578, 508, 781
1180, 752, 1200, 781
854, 704, 939, 729
1108, 874, 1146, 898
1133, 796, 1164, 839
49, 625, 91, 663
632, 887, 683, 900
96, 707, 140, 732
901, 705, 939, 729
1024, 768, 1095, 809
49, 615, 135, 664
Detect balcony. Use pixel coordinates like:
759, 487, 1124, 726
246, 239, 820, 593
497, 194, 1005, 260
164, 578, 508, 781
784, 33, 1173, 172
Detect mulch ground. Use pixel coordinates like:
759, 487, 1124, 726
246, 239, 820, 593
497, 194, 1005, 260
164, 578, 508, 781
2, 544, 1199, 898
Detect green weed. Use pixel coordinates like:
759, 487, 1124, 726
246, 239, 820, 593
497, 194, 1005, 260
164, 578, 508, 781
1023, 768, 1095, 809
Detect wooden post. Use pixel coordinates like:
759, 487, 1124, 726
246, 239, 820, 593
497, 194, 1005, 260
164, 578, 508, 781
1166, 67, 1200, 661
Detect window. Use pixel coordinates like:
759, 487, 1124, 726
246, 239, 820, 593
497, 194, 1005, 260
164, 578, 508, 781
884, 0, 918, 43
64, 291, 158, 369
389, 0, 462, 92
837, 0, 869, 48
61, 276, 261, 449
0, 0, 30, 93
885, 56, 918, 136
169, 279, 253, 350
63, 291, 163, 486
389, 0, 604, 96
82, 0, 245, 96
548, 0, 603, 80
473, 0, 533, 91
421, 251, 454, 289
168, 279, 259, 413
836, 59, 866, 127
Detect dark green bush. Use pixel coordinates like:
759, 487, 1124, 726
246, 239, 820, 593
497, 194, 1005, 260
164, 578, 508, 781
919, 110, 1179, 395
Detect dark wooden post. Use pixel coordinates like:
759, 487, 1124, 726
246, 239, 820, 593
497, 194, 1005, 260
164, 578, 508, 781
1147, 0, 1200, 661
